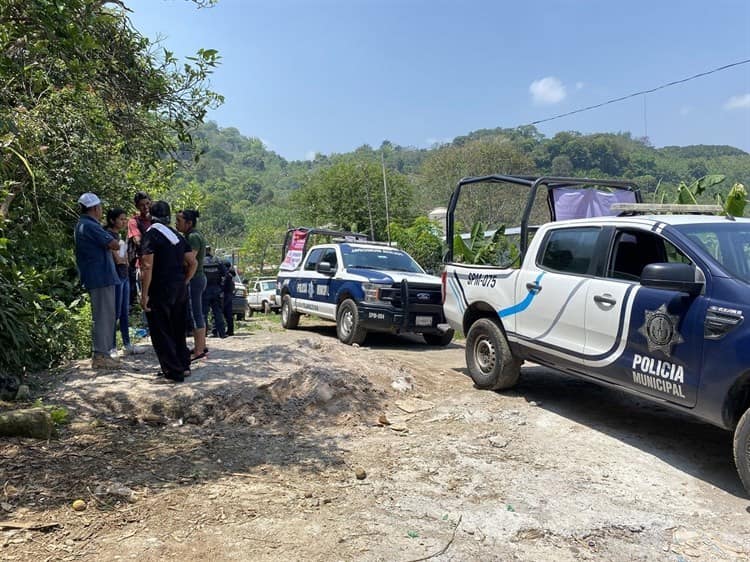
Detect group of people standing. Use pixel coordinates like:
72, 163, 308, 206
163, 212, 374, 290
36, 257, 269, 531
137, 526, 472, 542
74, 191, 237, 383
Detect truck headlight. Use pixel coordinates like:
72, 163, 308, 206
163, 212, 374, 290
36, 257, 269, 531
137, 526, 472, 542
363, 283, 385, 303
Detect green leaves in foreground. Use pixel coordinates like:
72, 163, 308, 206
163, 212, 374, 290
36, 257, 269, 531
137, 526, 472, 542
453, 222, 520, 267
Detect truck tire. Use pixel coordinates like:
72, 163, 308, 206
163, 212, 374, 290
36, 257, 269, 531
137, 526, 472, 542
423, 329, 455, 346
733, 407, 750, 495
336, 299, 366, 345
465, 317, 520, 390
263, 300, 272, 314
281, 294, 300, 329
247, 307, 254, 318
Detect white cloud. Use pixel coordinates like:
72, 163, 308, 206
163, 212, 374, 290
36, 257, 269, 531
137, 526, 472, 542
724, 94, 750, 110
575, 82, 584, 90
304, 150, 317, 161
529, 77, 567, 105
679, 105, 692, 116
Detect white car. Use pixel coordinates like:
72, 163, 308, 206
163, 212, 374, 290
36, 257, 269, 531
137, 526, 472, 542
247, 277, 280, 314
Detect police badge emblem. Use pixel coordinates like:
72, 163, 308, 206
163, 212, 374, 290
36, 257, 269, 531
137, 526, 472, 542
638, 303, 684, 357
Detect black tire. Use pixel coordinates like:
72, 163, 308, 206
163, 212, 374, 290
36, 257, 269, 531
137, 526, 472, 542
262, 300, 272, 314
423, 329, 455, 346
733, 407, 750, 496
247, 307, 254, 318
235, 312, 245, 321
336, 299, 366, 345
465, 317, 521, 390
281, 294, 300, 329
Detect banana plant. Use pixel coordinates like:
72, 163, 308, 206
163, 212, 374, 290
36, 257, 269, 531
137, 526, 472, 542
453, 222, 520, 267
676, 174, 726, 204
716, 182, 748, 217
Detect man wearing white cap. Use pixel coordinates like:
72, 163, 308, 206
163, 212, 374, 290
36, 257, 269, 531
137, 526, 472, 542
74, 192, 122, 369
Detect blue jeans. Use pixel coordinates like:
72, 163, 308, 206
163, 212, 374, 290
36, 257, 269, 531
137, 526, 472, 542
188, 275, 207, 329
113, 277, 131, 348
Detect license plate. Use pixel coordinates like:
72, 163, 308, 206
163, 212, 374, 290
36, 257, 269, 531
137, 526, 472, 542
415, 315, 432, 326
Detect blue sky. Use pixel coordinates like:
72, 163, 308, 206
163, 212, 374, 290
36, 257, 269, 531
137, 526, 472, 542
126, 0, 750, 161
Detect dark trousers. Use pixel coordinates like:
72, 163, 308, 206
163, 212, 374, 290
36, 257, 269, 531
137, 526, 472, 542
203, 285, 225, 337
222, 290, 234, 335
146, 287, 190, 377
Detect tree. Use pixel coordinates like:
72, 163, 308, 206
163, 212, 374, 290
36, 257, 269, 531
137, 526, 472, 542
389, 217, 444, 274
0, 0, 222, 377
239, 205, 296, 275
290, 160, 415, 241
418, 137, 534, 211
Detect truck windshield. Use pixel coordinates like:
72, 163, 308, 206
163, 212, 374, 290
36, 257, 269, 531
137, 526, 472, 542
675, 222, 750, 283
342, 247, 424, 273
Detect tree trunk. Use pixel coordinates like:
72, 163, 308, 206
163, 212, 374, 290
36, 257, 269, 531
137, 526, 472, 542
0, 408, 54, 439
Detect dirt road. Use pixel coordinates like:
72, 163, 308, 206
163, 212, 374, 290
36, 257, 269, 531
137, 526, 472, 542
1, 317, 748, 561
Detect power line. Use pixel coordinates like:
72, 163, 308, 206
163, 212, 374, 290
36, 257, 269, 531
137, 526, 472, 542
526, 58, 750, 127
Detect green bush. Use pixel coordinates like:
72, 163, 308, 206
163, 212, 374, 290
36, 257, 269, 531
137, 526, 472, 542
0, 249, 91, 376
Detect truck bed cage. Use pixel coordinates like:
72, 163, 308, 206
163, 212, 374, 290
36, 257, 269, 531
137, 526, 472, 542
281, 227, 370, 263
445, 175, 641, 262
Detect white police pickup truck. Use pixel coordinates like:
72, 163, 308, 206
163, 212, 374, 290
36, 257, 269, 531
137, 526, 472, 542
442, 174, 750, 494
277, 230, 453, 346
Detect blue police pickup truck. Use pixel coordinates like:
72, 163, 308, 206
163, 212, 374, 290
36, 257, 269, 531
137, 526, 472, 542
277, 231, 454, 346
442, 174, 750, 495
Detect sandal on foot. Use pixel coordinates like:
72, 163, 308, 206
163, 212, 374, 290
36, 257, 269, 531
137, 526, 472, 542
190, 351, 207, 363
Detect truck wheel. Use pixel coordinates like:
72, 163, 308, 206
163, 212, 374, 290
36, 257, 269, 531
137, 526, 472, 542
247, 307, 254, 318
281, 294, 300, 329
465, 318, 520, 390
263, 301, 272, 314
423, 330, 455, 346
733, 407, 750, 495
337, 299, 366, 345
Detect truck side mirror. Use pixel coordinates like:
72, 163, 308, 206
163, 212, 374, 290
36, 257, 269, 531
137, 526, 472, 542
640, 263, 703, 296
317, 261, 333, 275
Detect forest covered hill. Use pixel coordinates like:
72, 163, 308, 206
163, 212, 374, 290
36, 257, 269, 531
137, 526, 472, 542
174, 121, 750, 215
165, 122, 749, 250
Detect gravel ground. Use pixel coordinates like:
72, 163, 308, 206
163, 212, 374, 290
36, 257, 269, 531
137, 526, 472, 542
1, 316, 749, 561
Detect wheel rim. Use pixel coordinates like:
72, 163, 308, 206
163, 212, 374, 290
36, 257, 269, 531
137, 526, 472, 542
474, 336, 496, 374
340, 308, 353, 337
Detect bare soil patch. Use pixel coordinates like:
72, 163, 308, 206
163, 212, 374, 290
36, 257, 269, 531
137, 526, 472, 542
1, 316, 749, 561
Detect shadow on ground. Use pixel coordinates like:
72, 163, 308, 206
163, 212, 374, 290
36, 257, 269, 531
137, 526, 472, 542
0, 335, 386, 515
452, 364, 747, 497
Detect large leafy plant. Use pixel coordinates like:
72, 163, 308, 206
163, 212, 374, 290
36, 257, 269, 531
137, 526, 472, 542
453, 222, 520, 267
653, 174, 748, 216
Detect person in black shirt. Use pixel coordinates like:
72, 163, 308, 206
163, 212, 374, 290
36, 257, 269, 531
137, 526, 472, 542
140, 201, 197, 382
202, 247, 227, 338
220, 261, 236, 336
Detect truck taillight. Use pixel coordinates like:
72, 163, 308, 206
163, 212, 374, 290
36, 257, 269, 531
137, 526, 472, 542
441, 270, 447, 305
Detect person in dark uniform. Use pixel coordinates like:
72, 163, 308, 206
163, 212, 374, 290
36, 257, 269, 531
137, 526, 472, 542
220, 261, 236, 336
139, 201, 197, 382
202, 246, 227, 339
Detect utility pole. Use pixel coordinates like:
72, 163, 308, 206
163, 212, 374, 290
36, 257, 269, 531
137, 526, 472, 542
381, 151, 391, 245
363, 164, 375, 241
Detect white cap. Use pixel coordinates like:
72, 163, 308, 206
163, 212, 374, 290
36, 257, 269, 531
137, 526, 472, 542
78, 192, 101, 208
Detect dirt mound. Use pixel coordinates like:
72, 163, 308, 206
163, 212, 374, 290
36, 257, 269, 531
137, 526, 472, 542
163, 364, 386, 426
47, 332, 393, 429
